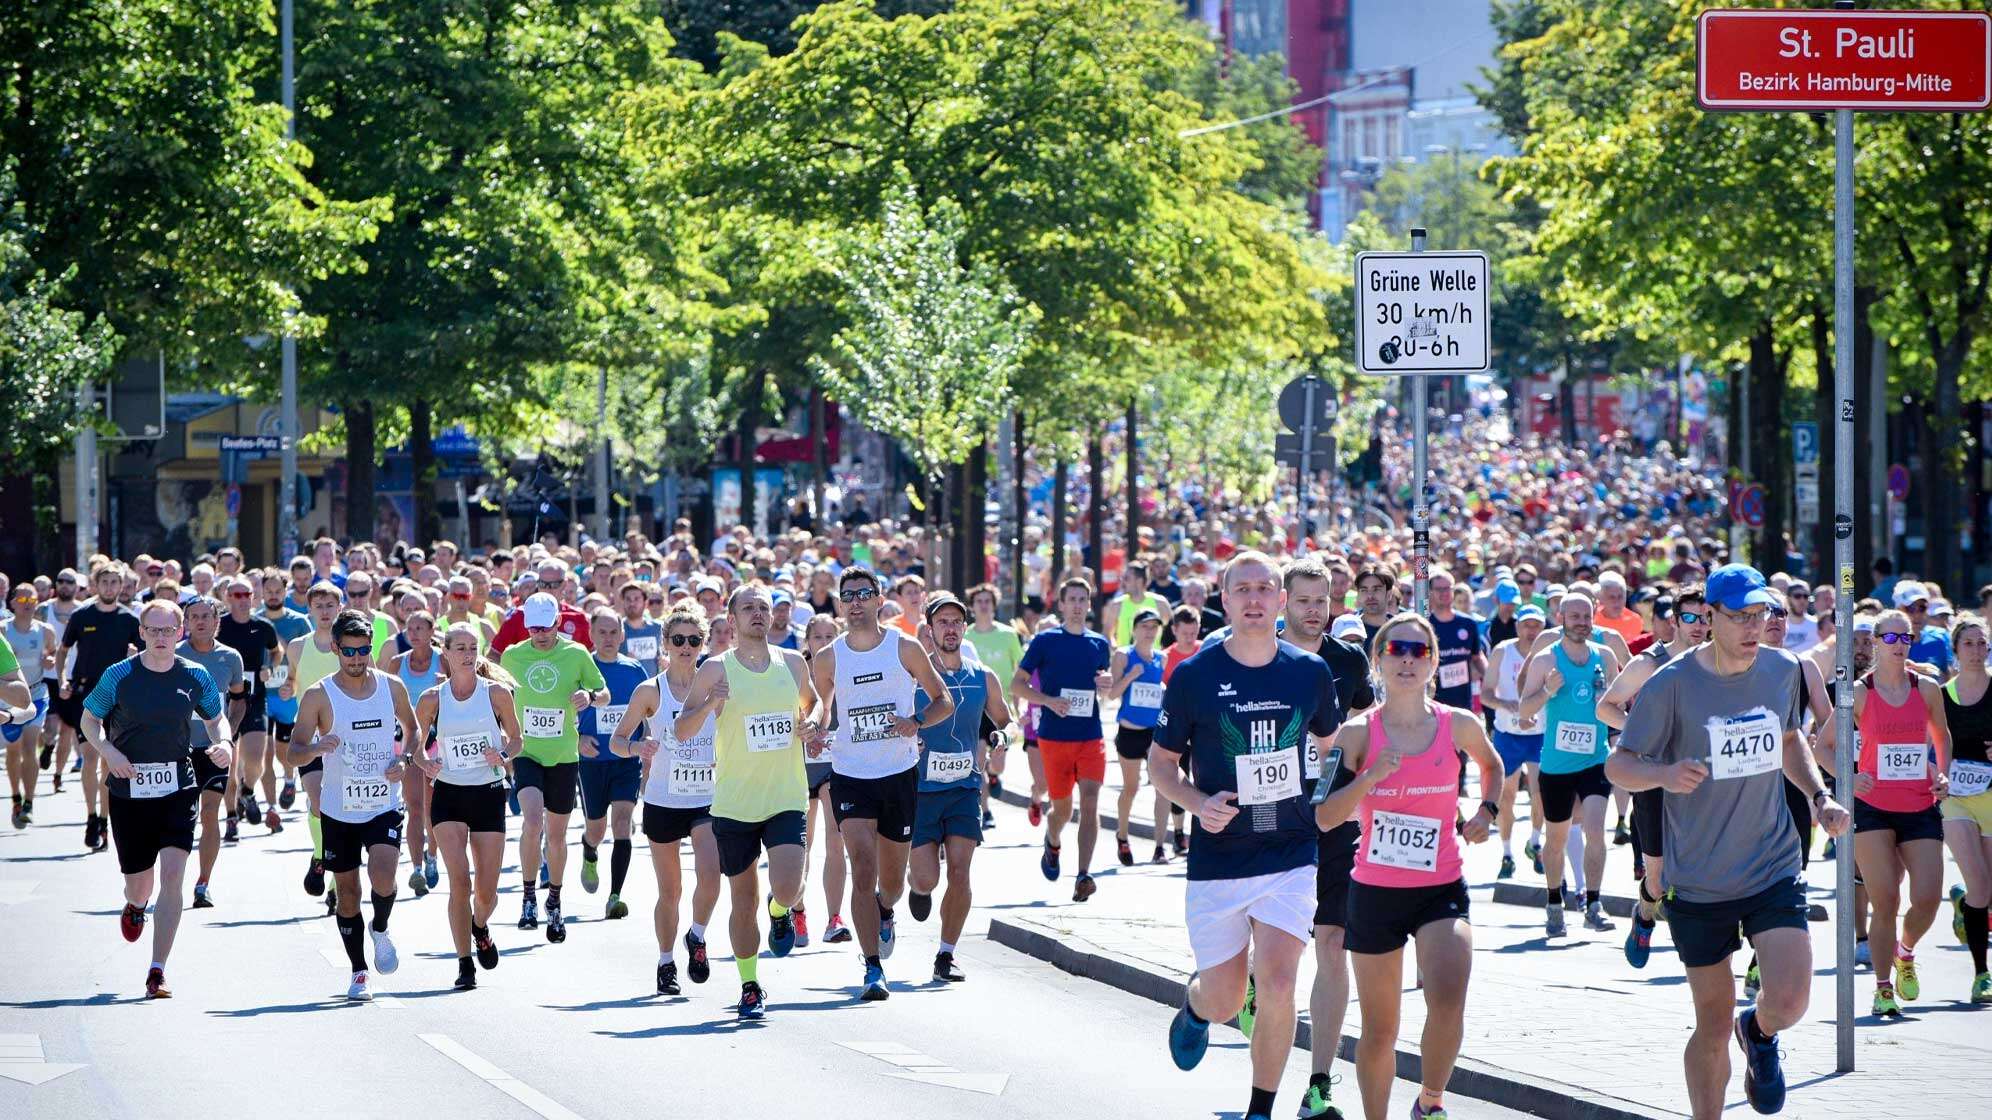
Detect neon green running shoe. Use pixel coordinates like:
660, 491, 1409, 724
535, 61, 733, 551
1743, 962, 1761, 1000
1237, 976, 1256, 1039
1953, 884, 1969, 946
1972, 972, 1992, 1004
1872, 983, 1902, 1018
580, 855, 600, 894
1896, 953, 1921, 1001
1297, 1073, 1344, 1119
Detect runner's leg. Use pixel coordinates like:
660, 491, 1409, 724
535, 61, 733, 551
1411, 915, 1473, 1110
1855, 830, 1905, 989
1350, 946, 1406, 1120
938, 835, 976, 948
1898, 837, 1944, 959
1114, 755, 1140, 842
151, 848, 189, 967
1682, 960, 1738, 1120
1245, 921, 1303, 1110
436, 821, 472, 957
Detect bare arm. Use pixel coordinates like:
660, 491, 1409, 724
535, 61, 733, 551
1314, 720, 1376, 832
611, 680, 662, 758
1596, 656, 1653, 731
674, 660, 728, 744
900, 639, 954, 733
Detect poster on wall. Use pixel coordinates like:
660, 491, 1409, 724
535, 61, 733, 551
753, 468, 784, 538
712, 468, 742, 536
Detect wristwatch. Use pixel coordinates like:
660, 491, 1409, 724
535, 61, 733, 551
1811, 789, 1831, 809
1479, 799, 1500, 820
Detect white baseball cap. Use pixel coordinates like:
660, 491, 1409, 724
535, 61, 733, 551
523, 592, 560, 629
1892, 581, 1929, 608
1331, 615, 1366, 642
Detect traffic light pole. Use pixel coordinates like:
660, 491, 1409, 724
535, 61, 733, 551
1410, 227, 1429, 616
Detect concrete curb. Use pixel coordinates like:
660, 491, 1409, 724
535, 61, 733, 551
990, 916, 1682, 1120
1489, 882, 1828, 922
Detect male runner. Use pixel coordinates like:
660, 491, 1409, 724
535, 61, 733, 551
60, 566, 141, 852
4, 587, 56, 827
809, 567, 954, 999
1011, 577, 1114, 901
907, 594, 1011, 983
258, 572, 311, 811
1153, 551, 1342, 1120
81, 598, 232, 998
1518, 592, 1621, 935
619, 582, 663, 675
217, 576, 282, 835
1609, 564, 1850, 1119
291, 610, 420, 1001
578, 608, 645, 919
281, 582, 346, 904
1103, 560, 1171, 646
1352, 566, 1394, 645
675, 585, 824, 1019
500, 592, 609, 942
177, 597, 246, 905
1483, 604, 1547, 880
34, 570, 82, 788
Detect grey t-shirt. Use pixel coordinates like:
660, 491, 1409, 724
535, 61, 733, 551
176, 640, 243, 748
1617, 646, 1806, 903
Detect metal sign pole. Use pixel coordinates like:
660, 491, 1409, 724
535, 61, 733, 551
278, 0, 300, 564
1830, 100, 1857, 1076
1410, 228, 1430, 616
1299, 375, 1317, 555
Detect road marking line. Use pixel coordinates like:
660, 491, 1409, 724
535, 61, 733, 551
0, 1033, 86, 1086
422, 1034, 586, 1120
840, 1042, 1003, 1094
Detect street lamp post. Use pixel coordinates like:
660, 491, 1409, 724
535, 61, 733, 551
278, 0, 300, 564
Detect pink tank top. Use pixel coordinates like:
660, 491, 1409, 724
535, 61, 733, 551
1352, 708, 1464, 888
1857, 674, 1936, 813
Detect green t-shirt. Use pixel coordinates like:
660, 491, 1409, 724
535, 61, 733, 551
966, 624, 1024, 704
1108, 591, 1170, 646
499, 637, 606, 765
0, 637, 17, 683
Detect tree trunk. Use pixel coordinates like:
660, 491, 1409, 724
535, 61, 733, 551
1125, 398, 1139, 556
345, 396, 377, 545
811, 386, 827, 528
410, 396, 437, 549
1924, 344, 1969, 595
1049, 459, 1068, 600
944, 461, 964, 591
736, 371, 763, 534
965, 434, 988, 591
1811, 304, 1833, 579
1748, 325, 1790, 572
1087, 429, 1105, 608
1011, 414, 1027, 615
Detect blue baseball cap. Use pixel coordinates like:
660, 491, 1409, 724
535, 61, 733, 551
1495, 579, 1520, 604
1516, 604, 1546, 623
1705, 564, 1779, 612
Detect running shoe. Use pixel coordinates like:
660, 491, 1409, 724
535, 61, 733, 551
52, 773, 63, 794
988, 777, 1003, 798
17, 801, 29, 826
265, 807, 282, 833
605, 893, 628, 920
934, 952, 965, 983
95, 814, 110, 848
1743, 961, 1761, 1000
1624, 916, 1654, 969
769, 902, 796, 957
326, 887, 338, 915
1952, 884, 1968, 946
1544, 900, 1565, 938
1871, 983, 1901, 1018
1117, 836, 1133, 866
738, 981, 766, 1020
824, 915, 853, 944
144, 967, 170, 1000
908, 891, 933, 923
347, 972, 372, 1002
877, 896, 897, 958
82, 813, 97, 851
371, 927, 399, 974
1073, 872, 1097, 902
1613, 819, 1629, 846
1168, 991, 1209, 1071
1173, 826, 1188, 857
1525, 835, 1543, 874
1152, 843, 1168, 863
408, 868, 429, 898
473, 924, 500, 970
454, 961, 476, 991
223, 816, 239, 844
120, 902, 146, 942
1039, 841, 1061, 882
1895, 950, 1920, 1000
545, 898, 566, 944
518, 895, 539, 931
1028, 799, 1043, 827
1973, 972, 1992, 1004
1733, 1008, 1786, 1114
982, 808, 996, 829
1410, 1101, 1448, 1120
1238, 977, 1257, 1039
581, 855, 600, 894
792, 907, 810, 947
1583, 901, 1616, 932
37, 744, 52, 768
423, 853, 438, 890
685, 930, 711, 983
303, 857, 325, 897
279, 781, 297, 810
242, 792, 262, 824
1855, 939, 1871, 968
1497, 854, 1515, 880
1297, 1073, 1343, 1119
191, 883, 214, 909
861, 963, 889, 1001
657, 961, 680, 996
9, 798, 23, 830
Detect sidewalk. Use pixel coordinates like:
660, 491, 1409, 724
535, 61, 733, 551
976, 759, 1992, 1120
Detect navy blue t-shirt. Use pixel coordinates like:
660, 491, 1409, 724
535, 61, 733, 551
1429, 613, 1483, 708
1018, 627, 1112, 742
579, 655, 648, 758
1155, 642, 1341, 881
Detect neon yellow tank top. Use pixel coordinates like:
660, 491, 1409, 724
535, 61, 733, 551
297, 636, 339, 692
711, 650, 807, 823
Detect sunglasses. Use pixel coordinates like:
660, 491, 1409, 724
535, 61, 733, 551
229, 591, 253, 598
141, 625, 180, 636
839, 586, 879, 603
1676, 610, 1705, 625
1384, 639, 1432, 659
1877, 631, 1915, 645
667, 633, 702, 648
1767, 606, 1788, 619
337, 644, 372, 657
449, 592, 471, 600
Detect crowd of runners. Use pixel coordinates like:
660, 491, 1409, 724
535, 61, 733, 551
5, 418, 1991, 1120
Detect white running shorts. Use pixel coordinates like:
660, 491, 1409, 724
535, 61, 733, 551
1183, 864, 1315, 970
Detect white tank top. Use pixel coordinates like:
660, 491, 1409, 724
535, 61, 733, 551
643, 674, 717, 810
1493, 642, 1529, 735
434, 676, 506, 787
829, 629, 921, 779
320, 670, 404, 823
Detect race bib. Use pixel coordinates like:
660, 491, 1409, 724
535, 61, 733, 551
745, 711, 795, 753
1438, 660, 1469, 690
524, 706, 565, 738
925, 751, 976, 784
1234, 747, 1301, 806
625, 635, 659, 662
1367, 810, 1442, 872
1552, 721, 1597, 755
1707, 710, 1781, 781
1127, 682, 1164, 709
129, 761, 180, 799
268, 663, 289, 689
440, 732, 492, 772
668, 757, 715, 797
1949, 759, 1992, 799
597, 705, 628, 736
1303, 738, 1322, 781
850, 703, 899, 742
342, 774, 392, 814
1878, 743, 1929, 783
1058, 688, 1095, 719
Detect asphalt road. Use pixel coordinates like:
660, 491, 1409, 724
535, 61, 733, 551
0, 769, 1546, 1120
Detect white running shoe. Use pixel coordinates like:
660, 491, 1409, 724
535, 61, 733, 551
370, 928, 399, 974
347, 971, 372, 1001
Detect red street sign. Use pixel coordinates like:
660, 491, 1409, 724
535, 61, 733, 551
1887, 463, 1911, 501
1697, 9, 1992, 112
1736, 483, 1768, 530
